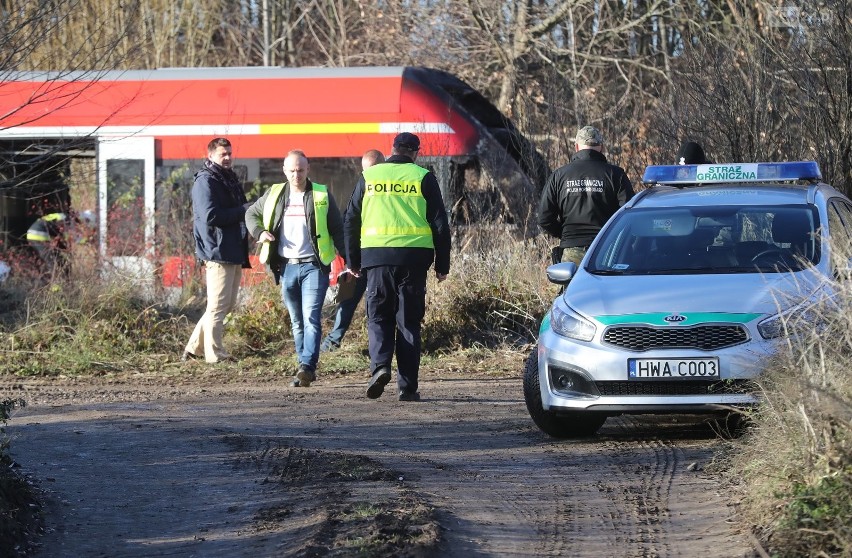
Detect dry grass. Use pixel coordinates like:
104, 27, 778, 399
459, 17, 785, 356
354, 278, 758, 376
423, 231, 554, 351
310, 232, 554, 378
727, 274, 852, 557
0, 262, 190, 376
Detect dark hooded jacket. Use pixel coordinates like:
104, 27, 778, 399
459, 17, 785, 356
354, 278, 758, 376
191, 160, 251, 267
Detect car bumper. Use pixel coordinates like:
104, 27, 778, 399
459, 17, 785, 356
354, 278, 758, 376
538, 328, 772, 413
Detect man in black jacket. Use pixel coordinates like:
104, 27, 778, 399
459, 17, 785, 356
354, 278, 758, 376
538, 126, 634, 265
183, 137, 251, 363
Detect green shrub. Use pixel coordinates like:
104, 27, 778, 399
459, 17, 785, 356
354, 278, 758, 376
776, 470, 852, 556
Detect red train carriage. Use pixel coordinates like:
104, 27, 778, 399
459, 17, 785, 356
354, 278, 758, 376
0, 66, 544, 290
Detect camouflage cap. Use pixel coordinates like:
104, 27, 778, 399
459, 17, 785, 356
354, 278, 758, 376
575, 126, 604, 146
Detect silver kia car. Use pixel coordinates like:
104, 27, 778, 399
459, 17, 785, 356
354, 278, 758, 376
525, 161, 852, 437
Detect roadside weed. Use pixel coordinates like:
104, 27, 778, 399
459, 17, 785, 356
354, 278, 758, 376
341, 502, 382, 519
0, 398, 41, 557
728, 269, 851, 557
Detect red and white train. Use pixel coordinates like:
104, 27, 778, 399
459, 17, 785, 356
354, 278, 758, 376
0, 66, 543, 287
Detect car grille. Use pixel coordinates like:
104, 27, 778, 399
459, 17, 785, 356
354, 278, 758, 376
595, 380, 756, 396
602, 325, 748, 351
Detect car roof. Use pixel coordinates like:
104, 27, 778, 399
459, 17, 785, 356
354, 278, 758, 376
629, 184, 822, 208
632, 161, 849, 209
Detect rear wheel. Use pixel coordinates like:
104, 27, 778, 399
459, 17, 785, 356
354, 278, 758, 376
523, 349, 606, 438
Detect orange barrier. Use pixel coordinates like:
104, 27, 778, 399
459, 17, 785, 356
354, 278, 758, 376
161, 255, 266, 287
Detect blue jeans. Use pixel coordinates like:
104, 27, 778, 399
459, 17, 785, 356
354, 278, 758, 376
281, 262, 329, 370
324, 274, 367, 347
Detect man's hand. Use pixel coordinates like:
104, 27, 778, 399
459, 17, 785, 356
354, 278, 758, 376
436, 272, 448, 283
259, 231, 275, 243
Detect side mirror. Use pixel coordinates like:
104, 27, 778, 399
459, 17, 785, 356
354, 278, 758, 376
546, 262, 577, 285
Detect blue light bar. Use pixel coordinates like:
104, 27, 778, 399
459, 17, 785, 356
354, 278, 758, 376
642, 161, 822, 185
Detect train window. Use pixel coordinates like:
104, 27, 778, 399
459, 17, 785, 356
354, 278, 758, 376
106, 159, 144, 257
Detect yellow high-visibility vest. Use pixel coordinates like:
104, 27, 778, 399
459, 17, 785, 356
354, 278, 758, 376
258, 183, 335, 265
360, 163, 433, 249
26, 213, 66, 242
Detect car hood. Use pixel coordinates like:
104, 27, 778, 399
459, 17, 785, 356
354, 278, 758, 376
563, 269, 826, 324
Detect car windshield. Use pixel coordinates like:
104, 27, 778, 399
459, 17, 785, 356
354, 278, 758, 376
588, 205, 821, 275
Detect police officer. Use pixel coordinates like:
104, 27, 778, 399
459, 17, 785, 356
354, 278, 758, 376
538, 126, 634, 265
344, 133, 451, 401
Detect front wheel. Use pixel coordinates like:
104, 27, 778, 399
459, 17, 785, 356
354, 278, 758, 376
522, 349, 606, 438
708, 411, 752, 439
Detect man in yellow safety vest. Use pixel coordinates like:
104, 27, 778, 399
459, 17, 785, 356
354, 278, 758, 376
26, 212, 71, 276
245, 149, 346, 387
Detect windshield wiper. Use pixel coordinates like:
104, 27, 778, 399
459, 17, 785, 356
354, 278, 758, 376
654, 268, 715, 274
712, 267, 764, 274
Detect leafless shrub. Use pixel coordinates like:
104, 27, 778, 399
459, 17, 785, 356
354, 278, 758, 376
423, 232, 554, 351
728, 250, 851, 557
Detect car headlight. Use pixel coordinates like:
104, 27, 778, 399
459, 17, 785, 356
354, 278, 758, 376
757, 301, 824, 340
756, 313, 786, 339
551, 303, 596, 341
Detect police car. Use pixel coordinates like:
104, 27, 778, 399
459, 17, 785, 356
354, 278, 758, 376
525, 161, 852, 437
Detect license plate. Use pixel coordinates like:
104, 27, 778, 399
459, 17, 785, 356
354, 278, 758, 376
628, 358, 720, 380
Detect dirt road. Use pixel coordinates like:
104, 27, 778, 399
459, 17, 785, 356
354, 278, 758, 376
2, 369, 756, 557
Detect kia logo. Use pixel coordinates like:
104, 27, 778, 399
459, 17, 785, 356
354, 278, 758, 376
664, 314, 687, 323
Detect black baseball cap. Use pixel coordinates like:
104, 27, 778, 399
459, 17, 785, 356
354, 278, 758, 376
393, 132, 420, 151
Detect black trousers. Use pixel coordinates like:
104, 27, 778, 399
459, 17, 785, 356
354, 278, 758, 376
365, 265, 427, 393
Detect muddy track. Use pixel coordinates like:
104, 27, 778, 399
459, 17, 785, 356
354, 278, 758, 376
1, 373, 756, 557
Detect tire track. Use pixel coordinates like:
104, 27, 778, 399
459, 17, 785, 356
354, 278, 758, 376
2, 375, 755, 557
